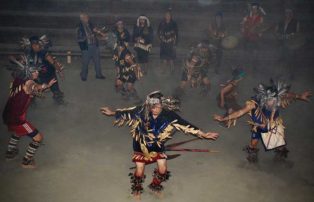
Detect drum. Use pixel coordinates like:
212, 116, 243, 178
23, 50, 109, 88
222, 35, 239, 49
103, 31, 118, 51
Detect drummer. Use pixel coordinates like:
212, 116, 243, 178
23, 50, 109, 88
275, 8, 300, 79
240, 2, 264, 70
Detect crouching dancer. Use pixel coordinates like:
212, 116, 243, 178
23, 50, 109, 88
100, 91, 219, 198
112, 42, 143, 102
3, 56, 57, 168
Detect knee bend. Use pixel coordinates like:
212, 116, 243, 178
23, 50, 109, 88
33, 133, 43, 142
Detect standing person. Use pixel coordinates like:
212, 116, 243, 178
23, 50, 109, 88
214, 79, 311, 163
100, 91, 219, 199
158, 9, 178, 74
112, 42, 143, 103
133, 15, 153, 75
275, 8, 300, 79
112, 19, 130, 47
241, 3, 263, 70
19, 35, 65, 104
3, 55, 57, 168
77, 12, 105, 81
208, 11, 225, 74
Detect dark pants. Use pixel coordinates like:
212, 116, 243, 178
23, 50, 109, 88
38, 65, 61, 94
81, 45, 103, 79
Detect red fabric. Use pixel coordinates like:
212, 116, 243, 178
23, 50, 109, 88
2, 78, 32, 125
132, 152, 167, 164
151, 177, 161, 185
242, 15, 263, 41
7, 121, 36, 136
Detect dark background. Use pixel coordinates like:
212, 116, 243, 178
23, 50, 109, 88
0, 0, 313, 201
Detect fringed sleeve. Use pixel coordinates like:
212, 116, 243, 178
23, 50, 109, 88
114, 106, 142, 127
168, 111, 201, 137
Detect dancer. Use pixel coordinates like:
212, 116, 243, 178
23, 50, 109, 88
133, 15, 153, 75
19, 35, 65, 104
3, 55, 57, 168
100, 91, 219, 198
158, 9, 178, 73
173, 48, 212, 99
217, 68, 246, 127
112, 42, 143, 102
214, 79, 311, 163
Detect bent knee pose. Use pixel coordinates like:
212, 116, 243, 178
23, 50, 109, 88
217, 68, 246, 127
18, 35, 65, 104
214, 79, 311, 163
101, 91, 219, 198
3, 55, 57, 168
113, 42, 143, 103
173, 53, 211, 99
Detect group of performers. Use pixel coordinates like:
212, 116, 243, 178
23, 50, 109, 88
1, 1, 312, 200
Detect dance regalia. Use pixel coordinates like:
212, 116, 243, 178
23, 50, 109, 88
2, 78, 38, 137
114, 106, 201, 163
25, 49, 63, 99
113, 27, 130, 46
113, 48, 138, 84
158, 20, 178, 60
242, 97, 289, 150
181, 58, 207, 84
216, 80, 241, 111
133, 25, 153, 63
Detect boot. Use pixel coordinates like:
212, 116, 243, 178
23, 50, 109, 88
274, 146, 289, 161
243, 145, 259, 163
21, 157, 36, 169
148, 169, 171, 192
53, 91, 65, 105
129, 173, 146, 195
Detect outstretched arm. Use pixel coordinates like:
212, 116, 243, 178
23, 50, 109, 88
100, 107, 116, 116
286, 91, 311, 102
24, 79, 57, 95
45, 54, 64, 79
171, 112, 219, 140
280, 91, 312, 108
100, 105, 141, 126
214, 100, 255, 122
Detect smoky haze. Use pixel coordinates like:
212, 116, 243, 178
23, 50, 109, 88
0, 0, 314, 202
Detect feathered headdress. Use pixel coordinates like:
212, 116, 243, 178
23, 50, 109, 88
20, 35, 52, 50
254, 79, 290, 109
8, 54, 40, 80
136, 15, 150, 27
145, 91, 180, 111
231, 67, 246, 80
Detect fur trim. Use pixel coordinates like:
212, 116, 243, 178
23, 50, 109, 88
136, 15, 150, 27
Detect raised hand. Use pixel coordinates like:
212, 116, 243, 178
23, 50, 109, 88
100, 107, 115, 116
213, 114, 224, 122
202, 132, 219, 140
300, 91, 312, 102
48, 78, 58, 87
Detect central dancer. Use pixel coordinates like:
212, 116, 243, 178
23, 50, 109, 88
100, 91, 219, 198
